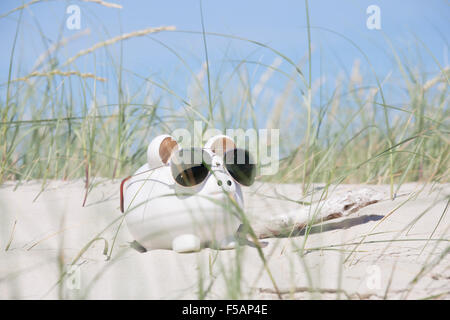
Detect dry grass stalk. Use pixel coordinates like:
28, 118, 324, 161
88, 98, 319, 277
0, 0, 43, 19
33, 29, 92, 71
423, 67, 449, 91
82, 0, 122, 9
13, 70, 107, 82
0, 0, 121, 20
63, 25, 176, 67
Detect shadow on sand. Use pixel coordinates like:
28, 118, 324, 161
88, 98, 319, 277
274, 214, 385, 238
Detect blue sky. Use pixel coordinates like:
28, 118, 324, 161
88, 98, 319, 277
0, 0, 448, 100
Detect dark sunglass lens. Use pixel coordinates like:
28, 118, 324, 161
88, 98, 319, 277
171, 149, 211, 187
224, 149, 256, 186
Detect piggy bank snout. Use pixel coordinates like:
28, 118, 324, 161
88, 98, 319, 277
213, 170, 236, 193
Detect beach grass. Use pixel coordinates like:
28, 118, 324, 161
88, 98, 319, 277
0, 0, 448, 300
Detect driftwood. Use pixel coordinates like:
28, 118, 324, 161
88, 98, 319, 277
252, 188, 385, 239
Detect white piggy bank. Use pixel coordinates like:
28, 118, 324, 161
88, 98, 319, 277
121, 134, 256, 253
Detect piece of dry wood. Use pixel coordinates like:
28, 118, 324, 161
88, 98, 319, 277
252, 188, 385, 239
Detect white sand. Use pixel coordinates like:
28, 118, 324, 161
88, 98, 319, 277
0, 180, 448, 299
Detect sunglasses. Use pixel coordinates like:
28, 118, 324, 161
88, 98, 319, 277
120, 148, 256, 213
171, 147, 256, 187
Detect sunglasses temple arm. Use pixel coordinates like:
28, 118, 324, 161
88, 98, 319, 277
120, 175, 132, 213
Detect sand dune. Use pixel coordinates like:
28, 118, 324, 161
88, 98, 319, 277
0, 180, 448, 299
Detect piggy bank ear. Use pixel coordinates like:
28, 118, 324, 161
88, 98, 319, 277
204, 135, 235, 156
147, 135, 179, 168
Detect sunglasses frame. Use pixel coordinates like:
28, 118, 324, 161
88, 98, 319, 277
120, 147, 255, 213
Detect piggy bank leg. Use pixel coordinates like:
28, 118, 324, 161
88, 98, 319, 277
172, 234, 201, 253
219, 235, 238, 250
